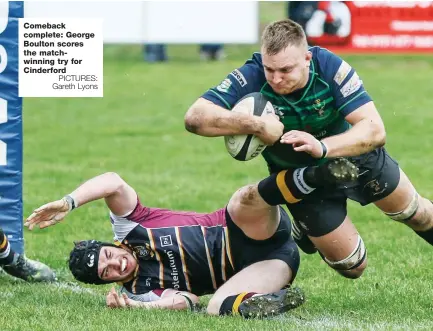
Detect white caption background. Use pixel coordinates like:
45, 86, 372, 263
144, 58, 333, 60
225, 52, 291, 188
18, 18, 103, 97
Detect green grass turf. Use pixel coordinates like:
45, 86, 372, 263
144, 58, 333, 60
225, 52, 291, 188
1, 2, 433, 330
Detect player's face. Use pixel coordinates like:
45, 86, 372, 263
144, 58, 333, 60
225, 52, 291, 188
98, 246, 137, 282
261, 44, 312, 95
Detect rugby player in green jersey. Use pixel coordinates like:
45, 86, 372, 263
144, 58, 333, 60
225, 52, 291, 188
185, 19, 433, 279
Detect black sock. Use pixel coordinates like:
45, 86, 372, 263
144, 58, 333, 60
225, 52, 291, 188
415, 228, 433, 245
0, 228, 17, 265
304, 164, 338, 187
415, 201, 433, 245
304, 166, 324, 187
219, 292, 256, 316
258, 167, 316, 205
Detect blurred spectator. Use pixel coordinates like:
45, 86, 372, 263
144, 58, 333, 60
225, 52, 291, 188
287, 1, 351, 45
144, 43, 225, 62
144, 44, 168, 63
287, 1, 318, 31
199, 44, 226, 61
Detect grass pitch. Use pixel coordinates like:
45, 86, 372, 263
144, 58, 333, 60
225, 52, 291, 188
1, 3, 433, 331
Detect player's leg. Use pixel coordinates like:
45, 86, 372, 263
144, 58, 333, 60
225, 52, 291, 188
374, 168, 433, 245
288, 195, 368, 279
351, 149, 433, 246
0, 227, 18, 266
309, 216, 367, 279
258, 158, 358, 206
208, 208, 303, 318
0, 227, 56, 282
227, 157, 358, 241
228, 161, 367, 279
226, 183, 280, 241
257, 157, 358, 251
206, 259, 304, 318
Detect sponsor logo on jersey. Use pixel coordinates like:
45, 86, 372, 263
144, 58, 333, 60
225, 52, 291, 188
134, 244, 154, 259
216, 78, 232, 93
230, 69, 247, 87
273, 105, 285, 118
333, 60, 352, 85
364, 179, 388, 196
160, 235, 173, 247
312, 99, 326, 116
340, 73, 363, 98
166, 250, 180, 290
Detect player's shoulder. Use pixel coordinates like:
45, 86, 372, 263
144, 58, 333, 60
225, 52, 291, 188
220, 52, 266, 92
236, 52, 266, 82
310, 46, 349, 82
247, 52, 264, 67
310, 46, 342, 64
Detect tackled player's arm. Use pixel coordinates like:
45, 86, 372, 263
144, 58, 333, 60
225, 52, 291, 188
321, 101, 386, 158
109, 288, 199, 311
66, 172, 138, 216
139, 291, 199, 311
25, 172, 138, 230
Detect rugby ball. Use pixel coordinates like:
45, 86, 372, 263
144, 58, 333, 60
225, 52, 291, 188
224, 93, 275, 161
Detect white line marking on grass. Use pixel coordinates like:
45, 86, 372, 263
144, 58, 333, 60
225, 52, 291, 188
0, 292, 13, 298
50, 282, 99, 295
274, 314, 430, 330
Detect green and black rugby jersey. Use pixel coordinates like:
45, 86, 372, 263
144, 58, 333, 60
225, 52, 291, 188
201, 46, 372, 169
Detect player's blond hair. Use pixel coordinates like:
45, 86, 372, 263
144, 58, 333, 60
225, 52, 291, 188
261, 19, 308, 55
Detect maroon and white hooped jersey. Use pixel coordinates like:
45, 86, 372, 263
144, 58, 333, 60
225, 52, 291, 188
110, 198, 235, 301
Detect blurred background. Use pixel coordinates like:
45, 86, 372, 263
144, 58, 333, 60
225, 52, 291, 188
1, 2, 433, 331
25, 1, 433, 62
24, 1, 433, 61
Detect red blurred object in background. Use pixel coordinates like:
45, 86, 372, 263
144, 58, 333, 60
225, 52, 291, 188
306, 1, 433, 53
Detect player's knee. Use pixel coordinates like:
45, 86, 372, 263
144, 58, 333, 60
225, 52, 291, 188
230, 184, 259, 208
336, 258, 367, 279
206, 295, 223, 315
322, 235, 367, 279
407, 197, 433, 231
238, 184, 259, 206
104, 171, 121, 180
384, 192, 432, 231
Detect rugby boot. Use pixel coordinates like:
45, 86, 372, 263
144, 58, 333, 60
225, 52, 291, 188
324, 157, 359, 184
238, 287, 305, 319
305, 157, 359, 187
2, 254, 56, 282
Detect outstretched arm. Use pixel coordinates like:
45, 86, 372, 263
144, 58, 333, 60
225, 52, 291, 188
106, 287, 199, 311
25, 172, 137, 230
